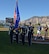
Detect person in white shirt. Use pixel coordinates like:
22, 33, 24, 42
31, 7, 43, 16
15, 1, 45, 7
37, 24, 42, 39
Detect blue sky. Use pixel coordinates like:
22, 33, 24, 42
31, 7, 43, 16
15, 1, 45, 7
0, 0, 49, 21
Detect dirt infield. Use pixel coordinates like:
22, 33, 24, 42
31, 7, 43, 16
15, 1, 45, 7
0, 28, 9, 31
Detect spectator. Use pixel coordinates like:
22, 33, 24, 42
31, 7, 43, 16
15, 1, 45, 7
37, 24, 42, 39
44, 25, 48, 39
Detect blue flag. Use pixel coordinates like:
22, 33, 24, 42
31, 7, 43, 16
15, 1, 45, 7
14, 0, 20, 28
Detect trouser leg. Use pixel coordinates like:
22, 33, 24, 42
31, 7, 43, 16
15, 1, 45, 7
16, 34, 18, 44
10, 32, 13, 44
22, 34, 25, 45
28, 32, 31, 46
28, 36, 31, 46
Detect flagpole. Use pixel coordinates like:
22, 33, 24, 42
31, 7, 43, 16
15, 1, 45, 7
16, 0, 18, 4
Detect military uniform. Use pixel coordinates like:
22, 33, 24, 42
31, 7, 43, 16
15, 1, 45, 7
15, 30, 19, 44
13, 29, 19, 44
9, 24, 14, 44
28, 26, 34, 46
21, 26, 26, 45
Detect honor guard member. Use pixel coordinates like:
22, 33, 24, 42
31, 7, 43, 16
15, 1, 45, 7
28, 22, 33, 46
16, 29, 19, 44
9, 22, 14, 44
14, 27, 19, 44
18, 26, 22, 41
21, 24, 26, 45
13, 25, 21, 44
15, 26, 21, 44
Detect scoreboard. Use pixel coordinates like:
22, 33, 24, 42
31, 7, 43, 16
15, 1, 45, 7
6, 18, 14, 23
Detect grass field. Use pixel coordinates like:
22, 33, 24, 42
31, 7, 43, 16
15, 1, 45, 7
0, 28, 9, 31
0, 31, 49, 54
0, 27, 49, 35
